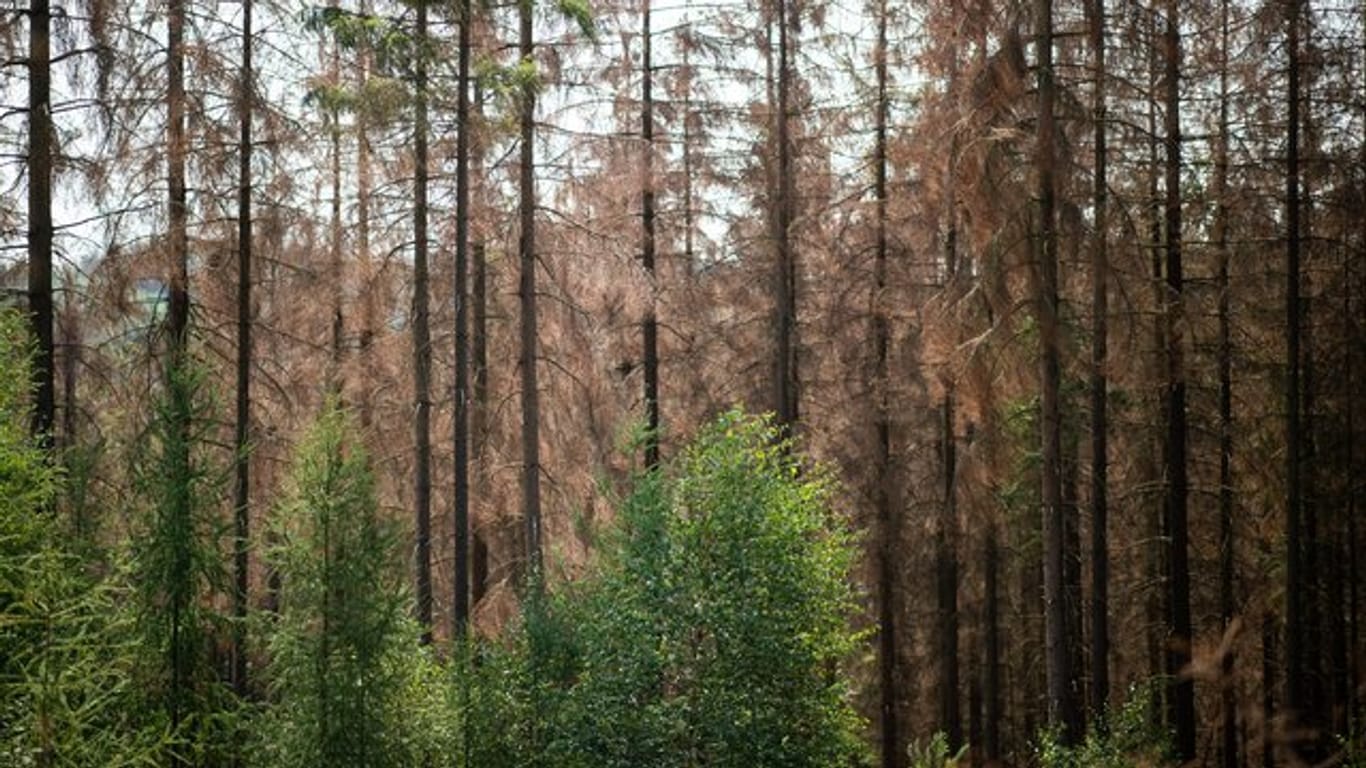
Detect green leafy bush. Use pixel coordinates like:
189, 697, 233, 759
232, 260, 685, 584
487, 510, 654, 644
253, 402, 432, 768
471, 410, 868, 767
0, 309, 164, 766
1035, 683, 1172, 768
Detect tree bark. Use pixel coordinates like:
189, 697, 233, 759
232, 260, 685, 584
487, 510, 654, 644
772, 0, 798, 431
1215, 1, 1236, 763
452, 0, 473, 637
939, 395, 961, 750
232, 0, 253, 704
984, 529, 1001, 762
413, 0, 434, 643
1161, 0, 1195, 756
873, 0, 900, 760
641, 0, 660, 469
27, 0, 53, 446
1035, 0, 1080, 740
519, 0, 544, 586
1086, 0, 1109, 718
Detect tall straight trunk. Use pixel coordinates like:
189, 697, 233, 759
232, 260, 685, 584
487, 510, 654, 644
328, 24, 343, 379
1283, 0, 1305, 745
356, 0, 374, 428
939, 395, 961, 750
772, 0, 798, 431
872, 1, 900, 762
1215, 1, 1236, 764
27, 0, 53, 445
1161, 0, 1195, 757
168, 0, 188, 356
518, 0, 543, 586
984, 529, 1001, 762
968, 658, 982, 768
1086, 0, 1109, 718
1034, 0, 1079, 740
472, 84, 487, 451
452, 0, 473, 636
412, 0, 434, 643
640, 0, 660, 468
1144, 16, 1166, 720
681, 35, 695, 267
1263, 613, 1276, 768
231, 0, 253, 703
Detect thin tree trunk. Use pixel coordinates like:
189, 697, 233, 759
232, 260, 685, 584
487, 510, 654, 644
1264, 613, 1277, 768
1162, 0, 1194, 756
873, 0, 900, 760
452, 0, 473, 637
356, 1, 373, 429
472, 83, 487, 452
27, 0, 53, 446
231, 0, 253, 705
984, 529, 1001, 763
1215, 1, 1236, 763
939, 395, 961, 750
1086, 0, 1109, 718
772, 0, 798, 431
519, 0, 544, 586
1035, 0, 1079, 739
168, 0, 188, 356
1283, 0, 1305, 750
641, 0, 660, 468
412, 0, 434, 643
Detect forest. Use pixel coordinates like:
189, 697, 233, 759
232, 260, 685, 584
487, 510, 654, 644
1, 0, 1364, 764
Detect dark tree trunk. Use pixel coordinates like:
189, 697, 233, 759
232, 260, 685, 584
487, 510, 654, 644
27, 0, 53, 446
167, 0, 188, 356
1264, 613, 1277, 768
984, 529, 1001, 763
939, 396, 961, 750
1161, 0, 1195, 757
872, 0, 900, 762
472, 83, 487, 452
452, 0, 473, 637
772, 0, 798, 431
1283, 0, 1308, 753
412, 0, 434, 643
1215, 2, 1236, 764
1086, 0, 1109, 719
640, 0, 660, 469
1035, 0, 1080, 740
231, 0, 253, 704
519, 0, 544, 586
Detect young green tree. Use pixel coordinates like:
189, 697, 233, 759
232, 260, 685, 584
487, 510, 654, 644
0, 311, 163, 767
471, 411, 866, 767
255, 403, 420, 768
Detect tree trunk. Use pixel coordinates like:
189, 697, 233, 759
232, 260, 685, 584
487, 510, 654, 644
939, 395, 961, 750
452, 0, 473, 637
1086, 0, 1109, 718
873, 0, 900, 760
641, 0, 660, 469
1263, 613, 1276, 768
519, 0, 544, 586
772, 0, 798, 431
984, 529, 1001, 763
27, 0, 53, 446
1034, 0, 1079, 740
232, 0, 253, 704
1215, 1, 1236, 763
1283, 0, 1307, 752
412, 0, 434, 643
1161, 0, 1195, 756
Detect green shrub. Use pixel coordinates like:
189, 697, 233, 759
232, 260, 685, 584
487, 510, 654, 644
253, 402, 427, 768
471, 410, 868, 768
1035, 682, 1172, 768
0, 309, 164, 766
